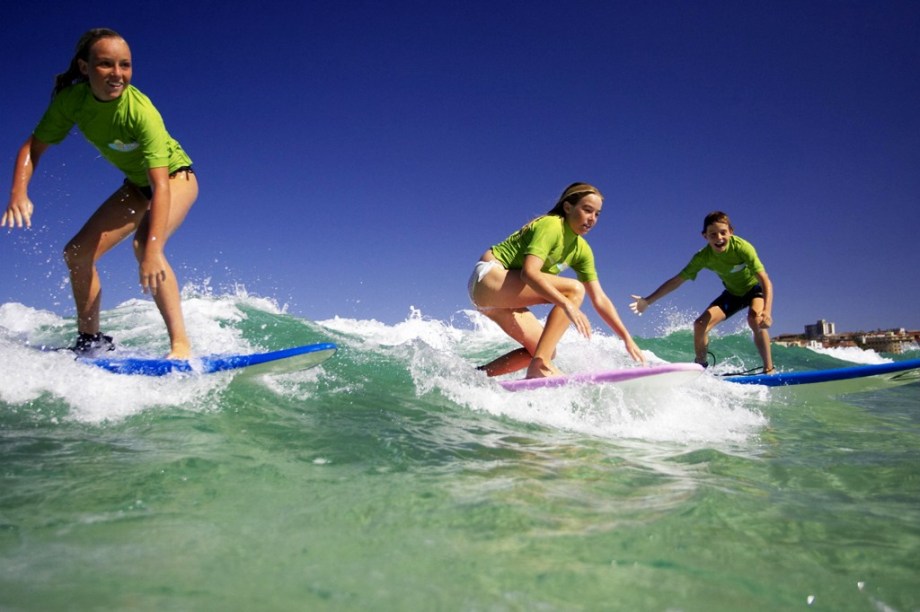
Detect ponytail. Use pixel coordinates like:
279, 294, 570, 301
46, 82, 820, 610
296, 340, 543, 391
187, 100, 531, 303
512, 182, 604, 237
52, 28, 122, 98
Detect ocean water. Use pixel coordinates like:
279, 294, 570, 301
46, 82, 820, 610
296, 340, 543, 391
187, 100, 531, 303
1, 291, 918, 611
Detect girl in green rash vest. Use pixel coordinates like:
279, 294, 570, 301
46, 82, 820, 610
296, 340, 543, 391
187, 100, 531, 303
468, 182, 645, 379
1, 28, 198, 359
629, 211, 775, 373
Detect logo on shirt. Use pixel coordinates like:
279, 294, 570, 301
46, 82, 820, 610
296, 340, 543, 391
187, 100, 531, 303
108, 139, 139, 152
730, 264, 747, 273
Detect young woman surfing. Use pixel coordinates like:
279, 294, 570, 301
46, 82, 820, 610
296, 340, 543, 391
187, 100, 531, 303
468, 182, 644, 378
2, 28, 198, 358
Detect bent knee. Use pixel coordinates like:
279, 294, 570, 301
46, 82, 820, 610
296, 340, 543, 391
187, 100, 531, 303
694, 312, 719, 332
63, 240, 91, 268
563, 282, 586, 305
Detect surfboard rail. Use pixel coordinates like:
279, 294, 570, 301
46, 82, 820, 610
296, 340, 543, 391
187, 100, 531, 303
79, 342, 338, 377
724, 358, 920, 388
499, 362, 704, 392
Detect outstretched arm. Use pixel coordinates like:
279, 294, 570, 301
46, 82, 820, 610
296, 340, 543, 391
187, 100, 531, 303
2, 136, 50, 229
629, 274, 686, 315
585, 280, 645, 364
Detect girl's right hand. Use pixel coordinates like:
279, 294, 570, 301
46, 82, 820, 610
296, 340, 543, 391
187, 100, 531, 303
1, 195, 34, 229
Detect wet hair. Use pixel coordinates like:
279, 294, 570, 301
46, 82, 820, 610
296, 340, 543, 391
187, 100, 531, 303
52, 28, 123, 98
702, 211, 733, 233
546, 182, 603, 217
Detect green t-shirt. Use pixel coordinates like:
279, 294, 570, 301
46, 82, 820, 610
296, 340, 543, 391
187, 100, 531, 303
679, 235, 765, 296
33, 83, 192, 187
491, 215, 598, 282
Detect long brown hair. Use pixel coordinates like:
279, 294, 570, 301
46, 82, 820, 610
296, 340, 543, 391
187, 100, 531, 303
546, 182, 603, 217
52, 28, 123, 98
511, 182, 603, 237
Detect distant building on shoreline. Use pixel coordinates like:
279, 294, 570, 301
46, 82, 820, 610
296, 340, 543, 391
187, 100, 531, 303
774, 319, 920, 354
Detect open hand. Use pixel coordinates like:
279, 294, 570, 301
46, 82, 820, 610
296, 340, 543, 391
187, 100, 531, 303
624, 337, 646, 364
1, 197, 34, 229
629, 295, 648, 315
563, 301, 592, 339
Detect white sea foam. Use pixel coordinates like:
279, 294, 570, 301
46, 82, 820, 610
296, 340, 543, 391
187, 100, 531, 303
356, 307, 772, 446
0, 291, 272, 424
1, 297, 770, 442
806, 344, 892, 365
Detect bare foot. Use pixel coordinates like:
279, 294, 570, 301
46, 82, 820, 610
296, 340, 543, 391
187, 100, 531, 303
166, 341, 191, 360
525, 357, 561, 379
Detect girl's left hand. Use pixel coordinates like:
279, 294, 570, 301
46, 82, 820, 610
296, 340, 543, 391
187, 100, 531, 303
139, 252, 167, 295
563, 300, 592, 339
625, 338, 646, 364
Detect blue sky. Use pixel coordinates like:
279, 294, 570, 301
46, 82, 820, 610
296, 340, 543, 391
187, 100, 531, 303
2, 1, 918, 339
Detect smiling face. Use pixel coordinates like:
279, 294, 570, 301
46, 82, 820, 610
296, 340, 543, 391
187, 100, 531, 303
703, 221, 733, 253
563, 193, 603, 236
78, 36, 132, 101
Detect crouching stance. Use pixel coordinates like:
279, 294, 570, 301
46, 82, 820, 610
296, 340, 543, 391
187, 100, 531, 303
468, 182, 644, 379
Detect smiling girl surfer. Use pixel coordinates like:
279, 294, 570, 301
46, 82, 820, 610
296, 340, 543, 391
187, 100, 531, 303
2, 28, 197, 358
629, 211, 774, 373
468, 182, 645, 378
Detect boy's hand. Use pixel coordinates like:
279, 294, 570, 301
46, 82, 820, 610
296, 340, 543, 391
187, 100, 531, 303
629, 295, 648, 315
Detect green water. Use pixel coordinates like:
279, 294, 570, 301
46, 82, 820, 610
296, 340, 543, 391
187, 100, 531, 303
1, 297, 918, 610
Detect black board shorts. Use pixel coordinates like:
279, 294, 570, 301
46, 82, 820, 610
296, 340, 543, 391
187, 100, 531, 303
708, 284, 765, 318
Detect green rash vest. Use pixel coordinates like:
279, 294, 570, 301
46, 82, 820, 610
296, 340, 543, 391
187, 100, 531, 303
32, 83, 192, 187
490, 215, 599, 282
678, 235, 765, 296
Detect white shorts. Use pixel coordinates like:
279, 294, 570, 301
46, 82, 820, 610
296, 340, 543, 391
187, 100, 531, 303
467, 260, 503, 305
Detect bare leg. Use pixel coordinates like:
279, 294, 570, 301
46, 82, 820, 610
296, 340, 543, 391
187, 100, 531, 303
752, 329, 773, 372
64, 185, 150, 335
693, 306, 726, 366
478, 309, 551, 377
747, 298, 774, 372
147, 256, 190, 359
133, 172, 198, 359
527, 284, 585, 378
477, 347, 533, 377
471, 261, 587, 378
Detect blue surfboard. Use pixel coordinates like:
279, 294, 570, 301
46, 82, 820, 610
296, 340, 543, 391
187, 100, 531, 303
79, 342, 337, 377
725, 358, 920, 389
